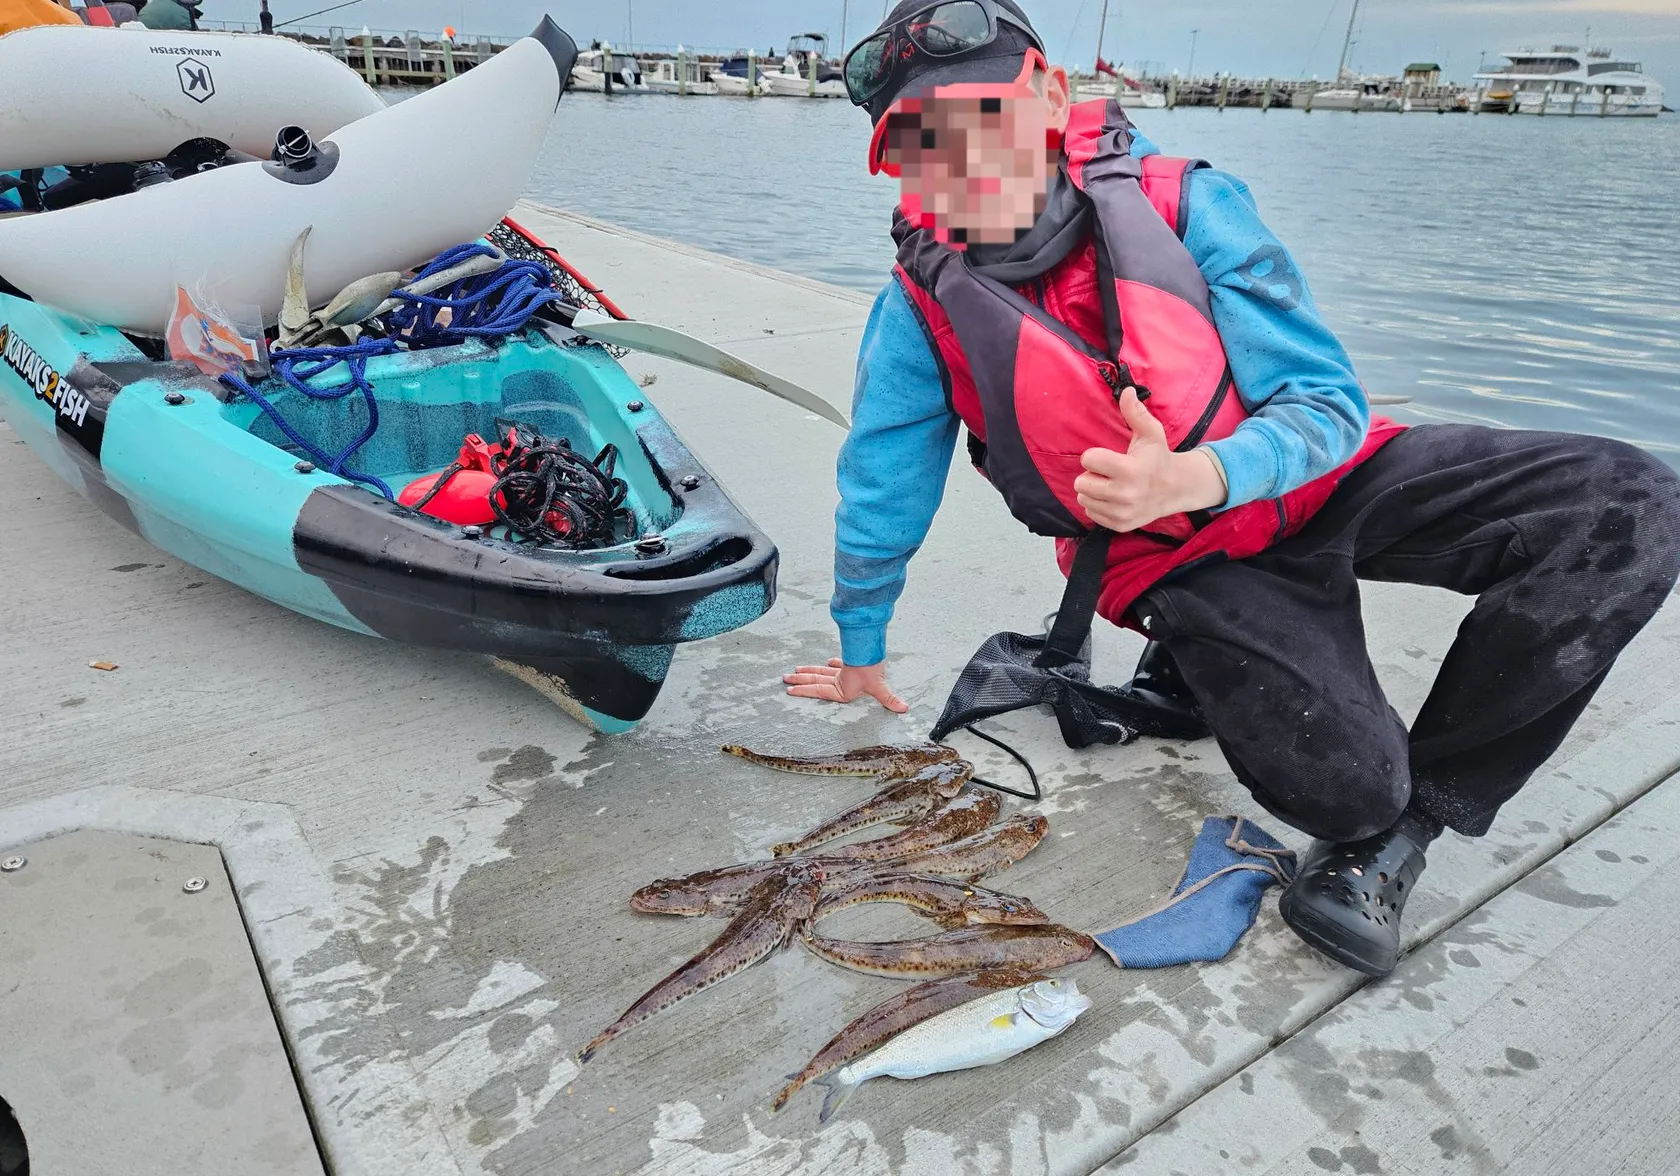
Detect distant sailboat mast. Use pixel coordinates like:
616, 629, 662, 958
1335, 0, 1361, 83
1094, 0, 1111, 75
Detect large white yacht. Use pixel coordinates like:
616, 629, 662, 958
1475, 47, 1665, 117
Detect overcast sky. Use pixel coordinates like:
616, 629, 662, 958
200, 0, 1680, 87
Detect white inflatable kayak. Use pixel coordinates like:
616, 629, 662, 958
0, 24, 386, 172
0, 19, 578, 335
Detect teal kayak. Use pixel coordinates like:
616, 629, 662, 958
0, 235, 777, 733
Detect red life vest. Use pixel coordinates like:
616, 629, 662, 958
893, 98, 1403, 623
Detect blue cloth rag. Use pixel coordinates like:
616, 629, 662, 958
1095, 816, 1296, 968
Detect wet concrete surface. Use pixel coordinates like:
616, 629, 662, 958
0, 202, 1676, 1174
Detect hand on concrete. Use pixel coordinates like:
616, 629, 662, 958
1075, 387, 1227, 531
783, 658, 909, 713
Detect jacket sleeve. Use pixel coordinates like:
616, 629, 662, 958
831, 279, 961, 666
1181, 168, 1370, 509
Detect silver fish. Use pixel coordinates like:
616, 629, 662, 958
772, 969, 1045, 1112
810, 978, 1092, 1121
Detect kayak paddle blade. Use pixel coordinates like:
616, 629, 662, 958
568, 307, 850, 430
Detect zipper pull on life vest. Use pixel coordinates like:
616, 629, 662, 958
1100, 361, 1150, 402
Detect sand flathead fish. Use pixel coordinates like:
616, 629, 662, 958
582, 865, 820, 1062
810, 872, 1050, 930
771, 759, 972, 858
629, 860, 795, 917
722, 741, 962, 778
813, 788, 1000, 863
807, 978, 1092, 1122
862, 813, 1051, 881
771, 969, 1045, 1112
800, 923, 1095, 979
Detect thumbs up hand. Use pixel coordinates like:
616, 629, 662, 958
1074, 388, 1230, 532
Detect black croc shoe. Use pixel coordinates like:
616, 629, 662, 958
1278, 828, 1428, 976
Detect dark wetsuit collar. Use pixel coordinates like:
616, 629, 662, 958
963, 167, 1090, 283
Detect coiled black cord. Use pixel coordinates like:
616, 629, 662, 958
488, 423, 628, 548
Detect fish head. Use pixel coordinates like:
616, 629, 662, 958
1019, 978, 1093, 1031
919, 758, 974, 798
781, 864, 825, 919
962, 890, 1052, 926
629, 879, 713, 915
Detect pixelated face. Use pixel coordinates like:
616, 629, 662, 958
884, 73, 1069, 248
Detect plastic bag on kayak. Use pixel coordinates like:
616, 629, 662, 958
165, 284, 268, 380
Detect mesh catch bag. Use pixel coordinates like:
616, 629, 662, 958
931, 530, 1211, 752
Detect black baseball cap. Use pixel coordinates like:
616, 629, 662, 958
857, 0, 1047, 126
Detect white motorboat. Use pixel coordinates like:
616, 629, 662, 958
645, 52, 718, 96
569, 48, 649, 94
0, 19, 579, 333
759, 34, 847, 98
0, 23, 385, 171
709, 54, 758, 96
1310, 79, 1404, 112
1475, 46, 1664, 117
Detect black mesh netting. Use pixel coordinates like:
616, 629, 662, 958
487, 221, 628, 357
931, 627, 1209, 750
931, 531, 1212, 797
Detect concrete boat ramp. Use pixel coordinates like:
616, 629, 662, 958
2, 202, 1678, 1176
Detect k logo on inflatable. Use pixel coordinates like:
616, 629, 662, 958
177, 57, 216, 103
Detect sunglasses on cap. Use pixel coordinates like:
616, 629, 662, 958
844, 0, 1046, 109
867, 49, 1048, 176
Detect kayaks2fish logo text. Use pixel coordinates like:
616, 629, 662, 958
0, 324, 89, 427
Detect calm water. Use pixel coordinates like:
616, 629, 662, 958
524, 96, 1680, 456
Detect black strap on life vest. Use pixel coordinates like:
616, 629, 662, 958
1038, 527, 1113, 670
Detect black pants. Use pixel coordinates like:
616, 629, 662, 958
1136, 426, 1680, 841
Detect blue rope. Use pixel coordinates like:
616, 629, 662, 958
218, 244, 567, 500
386, 243, 567, 343
221, 338, 398, 498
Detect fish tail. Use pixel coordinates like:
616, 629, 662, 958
815, 1072, 858, 1123
576, 1028, 613, 1064
769, 1072, 804, 1113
